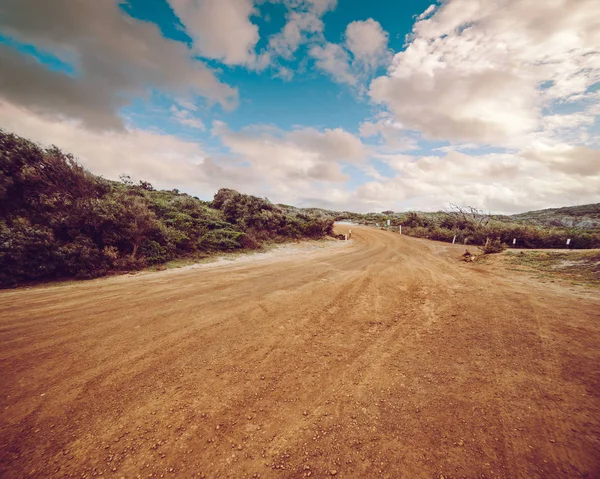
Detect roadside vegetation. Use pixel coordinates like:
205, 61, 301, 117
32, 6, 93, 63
318, 204, 600, 251
0, 131, 334, 287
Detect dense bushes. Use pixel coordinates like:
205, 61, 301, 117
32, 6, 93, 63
331, 208, 600, 250
0, 130, 334, 287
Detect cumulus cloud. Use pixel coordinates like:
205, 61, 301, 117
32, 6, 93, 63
309, 18, 390, 88
212, 121, 366, 185
345, 19, 390, 71
355, 149, 600, 213
268, 0, 337, 63
370, 0, 600, 144
168, 0, 269, 69
0, 0, 237, 130
359, 117, 418, 151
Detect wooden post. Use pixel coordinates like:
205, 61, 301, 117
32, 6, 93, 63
344, 234, 348, 241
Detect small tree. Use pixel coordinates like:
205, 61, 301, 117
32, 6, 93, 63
121, 196, 158, 259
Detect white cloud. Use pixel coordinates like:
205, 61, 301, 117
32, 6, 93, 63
303, 0, 337, 16
309, 18, 390, 89
416, 4, 436, 21
170, 105, 206, 130
359, 117, 418, 151
345, 19, 390, 71
355, 149, 600, 213
370, 0, 600, 145
213, 121, 366, 184
309, 43, 356, 86
209, 120, 375, 208
267, 0, 337, 62
542, 113, 595, 132
168, 0, 270, 69
269, 11, 324, 59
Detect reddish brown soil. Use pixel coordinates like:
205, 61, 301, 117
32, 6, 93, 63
1, 226, 599, 478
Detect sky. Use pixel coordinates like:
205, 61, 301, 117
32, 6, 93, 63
0, 0, 599, 213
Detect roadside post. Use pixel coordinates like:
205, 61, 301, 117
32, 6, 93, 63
566, 238, 571, 248
387, 219, 391, 226
399, 225, 402, 235
452, 235, 456, 244
513, 238, 516, 246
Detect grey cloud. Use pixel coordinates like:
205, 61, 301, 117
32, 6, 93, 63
524, 146, 600, 177
0, 0, 237, 130
0, 45, 124, 129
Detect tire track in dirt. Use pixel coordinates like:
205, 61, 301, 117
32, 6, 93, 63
1, 226, 599, 478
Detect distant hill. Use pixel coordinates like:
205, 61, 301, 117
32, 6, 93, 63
510, 204, 600, 230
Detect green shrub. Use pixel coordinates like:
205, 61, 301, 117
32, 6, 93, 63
198, 229, 244, 251
479, 238, 507, 254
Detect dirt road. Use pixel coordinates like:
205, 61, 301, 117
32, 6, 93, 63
1, 226, 599, 478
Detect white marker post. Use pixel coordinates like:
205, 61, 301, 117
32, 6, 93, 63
513, 238, 516, 246
399, 225, 402, 235
566, 238, 571, 247
376, 222, 379, 227
452, 235, 456, 244
387, 219, 391, 226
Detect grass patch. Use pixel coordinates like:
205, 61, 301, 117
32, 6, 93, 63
505, 250, 600, 286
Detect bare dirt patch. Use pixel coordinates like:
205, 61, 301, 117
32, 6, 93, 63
1, 227, 599, 478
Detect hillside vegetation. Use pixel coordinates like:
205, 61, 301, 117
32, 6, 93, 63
0, 131, 333, 287
510, 204, 600, 229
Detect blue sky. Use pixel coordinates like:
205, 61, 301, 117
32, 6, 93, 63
0, 0, 598, 213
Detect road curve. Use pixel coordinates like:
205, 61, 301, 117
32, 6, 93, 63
1, 225, 599, 478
